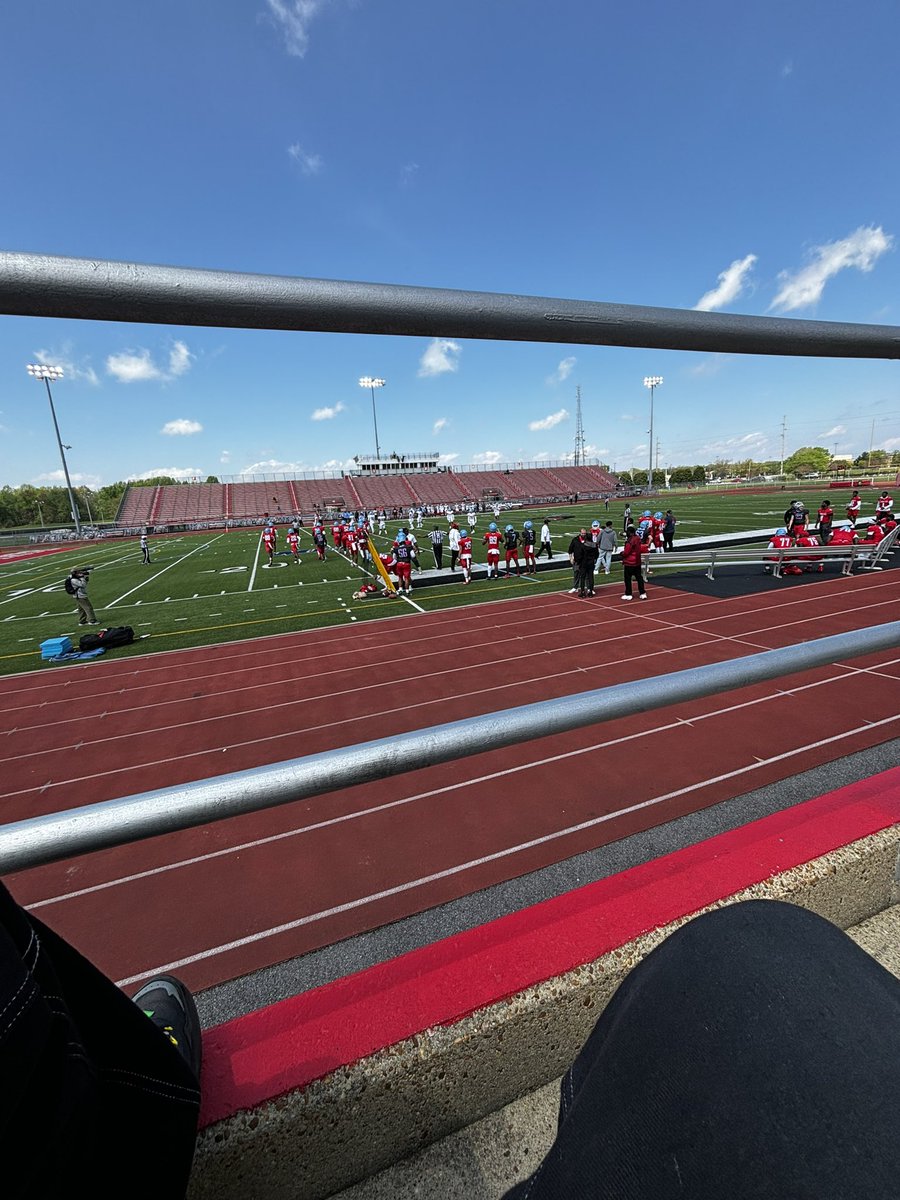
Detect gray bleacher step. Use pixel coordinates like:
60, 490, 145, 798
334, 903, 900, 1200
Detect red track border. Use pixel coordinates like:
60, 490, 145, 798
199, 766, 900, 1126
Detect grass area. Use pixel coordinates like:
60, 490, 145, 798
0, 485, 880, 677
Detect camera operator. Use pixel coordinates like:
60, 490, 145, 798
66, 567, 99, 626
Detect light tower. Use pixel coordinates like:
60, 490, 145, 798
359, 377, 386, 460
574, 386, 586, 466
26, 363, 82, 536
643, 376, 663, 490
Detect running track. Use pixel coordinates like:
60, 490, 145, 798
2, 572, 900, 995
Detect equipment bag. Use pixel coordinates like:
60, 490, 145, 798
79, 626, 134, 651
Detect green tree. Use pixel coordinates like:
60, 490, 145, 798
692, 466, 706, 484
783, 446, 831, 475
205, 475, 220, 484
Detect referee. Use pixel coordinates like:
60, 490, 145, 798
429, 525, 445, 569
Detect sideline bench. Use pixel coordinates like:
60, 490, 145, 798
645, 525, 899, 580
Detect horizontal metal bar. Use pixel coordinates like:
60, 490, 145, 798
2, 621, 898, 875
2, 251, 900, 358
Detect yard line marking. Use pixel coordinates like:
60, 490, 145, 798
110, 710, 900, 986
247, 533, 263, 592
401, 594, 426, 613
106, 535, 225, 608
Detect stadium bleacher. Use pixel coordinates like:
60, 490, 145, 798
116, 463, 621, 526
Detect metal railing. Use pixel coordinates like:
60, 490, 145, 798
1, 624, 898, 874
2, 250, 900, 871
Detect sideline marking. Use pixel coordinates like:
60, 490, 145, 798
247, 533, 263, 592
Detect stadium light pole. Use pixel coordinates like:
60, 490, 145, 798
26, 363, 82, 536
643, 375, 663, 490
359, 377, 385, 462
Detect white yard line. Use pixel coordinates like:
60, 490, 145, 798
106, 535, 226, 608
247, 532, 263, 592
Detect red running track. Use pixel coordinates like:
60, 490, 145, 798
2, 572, 900, 994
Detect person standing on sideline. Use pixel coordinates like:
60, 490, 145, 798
622, 502, 632, 533
817, 499, 834, 544
521, 520, 537, 572
448, 522, 461, 570
846, 490, 862, 529
140, 533, 151, 564
539, 518, 553, 559
597, 521, 618, 575
578, 537, 599, 596
458, 528, 474, 584
429, 525, 445, 569
568, 528, 588, 594
663, 509, 676, 552
67, 568, 98, 625
620, 525, 648, 601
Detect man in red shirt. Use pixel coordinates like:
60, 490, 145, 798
331, 519, 344, 548
482, 522, 502, 579
286, 529, 300, 563
817, 500, 834, 544
875, 491, 893, 517
846, 491, 862, 528
262, 526, 276, 566
765, 528, 794, 574
620, 525, 647, 600
795, 530, 824, 572
458, 528, 474, 584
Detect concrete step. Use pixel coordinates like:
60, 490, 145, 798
335, 904, 900, 1200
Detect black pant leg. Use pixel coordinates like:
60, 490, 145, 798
507, 901, 900, 1200
0, 879, 200, 1200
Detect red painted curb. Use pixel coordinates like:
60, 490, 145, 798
199, 766, 900, 1126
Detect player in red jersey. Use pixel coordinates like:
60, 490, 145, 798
286, 529, 300, 563
765, 528, 794, 574
458, 528, 474, 584
846, 491, 862, 528
863, 521, 885, 544
343, 524, 359, 565
876, 491, 894, 518
828, 527, 856, 547
795, 530, 824, 572
262, 526, 276, 566
651, 512, 665, 551
331, 519, 344, 548
392, 533, 413, 594
482, 522, 503, 579
816, 500, 834, 544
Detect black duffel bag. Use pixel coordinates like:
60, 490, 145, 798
79, 626, 135, 652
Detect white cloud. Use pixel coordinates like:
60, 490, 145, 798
820, 425, 847, 438
220, 450, 232, 464
106, 341, 194, 384
161, 418, 203, 436
288, 143, 323, 175
33, 469, 102, 489
437, 452, 459, 464
418, 339, 461, 377
534, 451, 549, 460
688, 354, 732, 377
529, 408, 569, 432
400, 162, 419, 187
168, 341, 192, 376
883, 437, 900, 451
583, 445, 609, 459
107, 350, 161, 383
781, 60, 793, 78
693, 254, 757, 312
472, 451, 503, 464
546, 356, 576, 385
771, 225, 894, 312
33, 347, 99, 386
239, 458, 307, 475
127, 466, 204, 481
433, 417, 449, 434
311, 401, 345, 421
699, 431, 770, 457
619, 413, 637, 421
265, 0, 325, 58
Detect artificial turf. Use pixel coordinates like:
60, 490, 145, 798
0, 485, 881, 676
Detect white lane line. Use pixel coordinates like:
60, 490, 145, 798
247, 533, 263, 592
106, 535, 226, 608
26, 674, 900, 909
401, 594, 426, 613
111, 710, 900, 987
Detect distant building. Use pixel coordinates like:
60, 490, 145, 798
353, 452, 442, 475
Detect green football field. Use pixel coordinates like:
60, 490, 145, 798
0, 485, 880, 677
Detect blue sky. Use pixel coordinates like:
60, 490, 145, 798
2, 0, 899, 488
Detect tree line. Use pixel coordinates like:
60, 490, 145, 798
0, 476, 221, 530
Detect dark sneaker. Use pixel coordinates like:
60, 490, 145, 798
133, 974, 202, 1081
